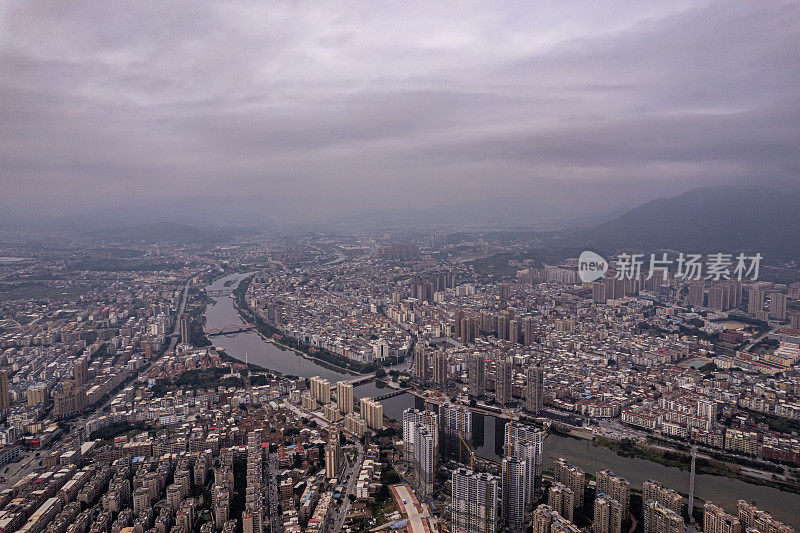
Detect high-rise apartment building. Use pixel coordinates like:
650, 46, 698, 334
462, 316, 477, 344
53, 380, 87, 419
553, 518, 582, 533
73, 357, 89, 387
548, 482, 575, 522
534, 505, 580, 533
133, 486, 151, 515
523, 317, 536, 346
554, 459, 585, 508
534, 505, 556, 533
505, 422, 544, 504
499, 282, 512, 301
301, 392, 318, 411
497, 315, 509, 341
310, 376, 331, 405
414, 347, 429, 383
729, 280, 744, 307
0, 371, 9, 411
509, 319, 520, 344
526, 365, 543, 414
434, 350, 448, 386
454, 309, 465, 341
595, 470, 630, 519
441, 402, 472, 463
242, 507, 263, 533
403, 408, 439, 455
336, 380, 354, 414
642, 480, 683, 516
737, 500, 792, 533
451, 467, 499, 533
790, 312, 800, 330
704, 502, 742, 533
769, 292, 787, 320
502, 456, 527, 532
592, 282, 607, 303
323, 403, 341, 422
593, 496, 623, 533
406, 420, 437, 498
748, 289, 765, 316
325, 430, 341, 480
708, 285, 724, 311
344, 412, 367, 437
643, 500, 684, 533
495, 358, 513, 405
688, 281, 705, 308
468, 355, 485, 398
359, 397, 383, 429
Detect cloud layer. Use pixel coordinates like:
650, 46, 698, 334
1, 1, 798, 221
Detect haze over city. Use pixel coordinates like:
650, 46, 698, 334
1, 4, 800, 533
1, 1, 799, 224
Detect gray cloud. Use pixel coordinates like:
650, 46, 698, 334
1, 0, 798, 222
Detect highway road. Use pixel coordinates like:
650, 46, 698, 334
168, 276, 193, 351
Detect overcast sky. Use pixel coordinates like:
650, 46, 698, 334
1, 1, 798, 221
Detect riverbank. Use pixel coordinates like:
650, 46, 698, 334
248, 318, 363, 377
228, 277, 365, 377
595, 437, 800, 495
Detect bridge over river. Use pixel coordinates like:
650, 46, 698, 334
204, 322, 255, 337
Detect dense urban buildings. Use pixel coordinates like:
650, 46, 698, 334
0, 228, 799, 533
3, 1, 800, 531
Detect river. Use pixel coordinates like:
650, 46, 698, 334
204, 273, 800, 527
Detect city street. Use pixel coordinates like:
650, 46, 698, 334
266, 453, 281, 533
391, 483, 431, 533
332, 440, 364, 531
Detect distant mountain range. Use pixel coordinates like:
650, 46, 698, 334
575, 185, 800, 258
0, 196, 273, 233
88, 222, 230, 243
3, 185, 799, 257
328, 196, 617, 228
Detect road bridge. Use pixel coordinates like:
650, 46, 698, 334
207, 289, 233, 297
204, 323, 255, 337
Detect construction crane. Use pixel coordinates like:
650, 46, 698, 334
508, 431, 542, 449
689, 444, 697, 526
496, 399, 515, 456
496, 397, 545, 479
458, 431, 475, 471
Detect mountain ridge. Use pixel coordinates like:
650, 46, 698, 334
575, 184, 800, 258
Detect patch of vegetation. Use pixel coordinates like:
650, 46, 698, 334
596, 437, 799, 494
189, 317, 212, 347
89, 421, 150, 443
71, 258, 183, 271
743, 408, 800, 434
0, 281, 93, 301
380, 465, 401, 485
176, 368, 244, 390
251, 374, 269, 386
